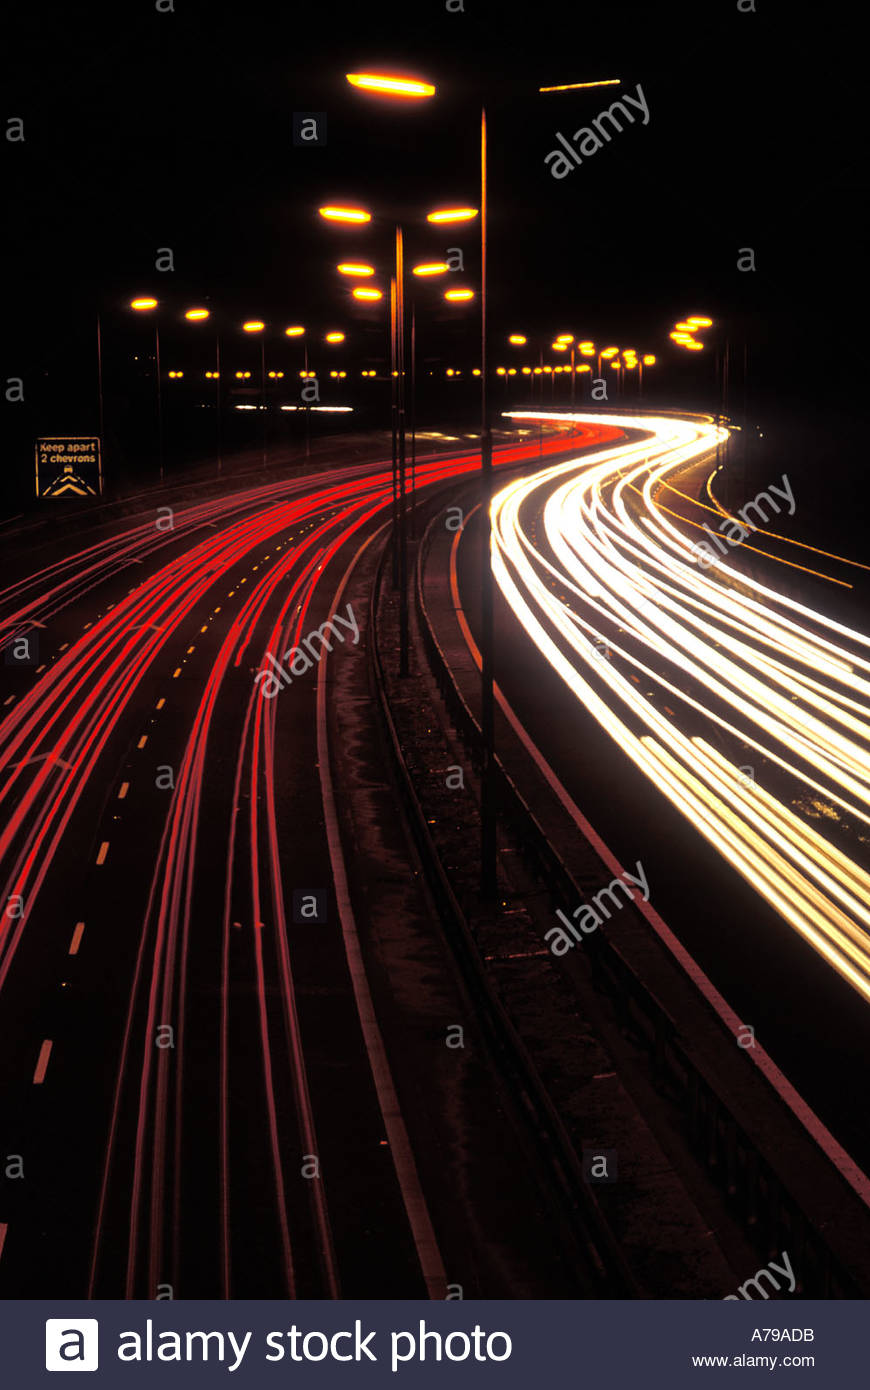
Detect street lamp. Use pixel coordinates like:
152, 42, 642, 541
241, 320, 267, 467
284, 326, 309, 458
346, 73, 436, 98
184, 305, 221, 474
640, 354, 655, 397
130, 296, 164, 480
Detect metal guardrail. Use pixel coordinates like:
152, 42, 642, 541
367, 524, 639, 1297
412, 502, 869, 1300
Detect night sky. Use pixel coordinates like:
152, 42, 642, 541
5, 2, 866, 505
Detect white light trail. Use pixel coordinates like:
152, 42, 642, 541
493, 412, 870, 1002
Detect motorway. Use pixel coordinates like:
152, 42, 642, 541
4, 408, 868, 1299
454, 410, 870, 1177
0, 422, 617, 1299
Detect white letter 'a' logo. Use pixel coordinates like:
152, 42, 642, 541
45, 1319, 99, 1371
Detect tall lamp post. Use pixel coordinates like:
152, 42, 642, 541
241, 320, 267, 467
183, 306, 216, 472
130, 296, 163, 481
639, 353, 655, 399
284, 325, 308, 459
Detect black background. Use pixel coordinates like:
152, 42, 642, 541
4, 0, 867, 534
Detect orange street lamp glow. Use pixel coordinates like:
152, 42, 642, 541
337, 263, 375, 276
444, 288, 474, 301
601, 346, 619, 359
243, 320, 265, 332
555, 334, 574, 343
674, 322, 696, 333
285, 326, 305, 337
552, 342, 568, 351
130, 297, 158, 310
685, 341, 704, 350
522, 366, 532, 374
496, 367, 506, 375
412, 262, 450, 276
580, 346, 595, 356
643, 354, 656, 365
352, 287, 383, 300
427, 207, 478, 223
577, 364, 592, 373
579, 340, 594, 350
508, 334, 527, 345
346, 73, 436, 98
325, 331, 345, 343
539, 77, 620, 93
670, 331, 693, 342
185, 308, 209, 321
687, 315, 713, 327
319, 206, 371, 223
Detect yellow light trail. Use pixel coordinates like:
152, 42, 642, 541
492, 410, 870, 1004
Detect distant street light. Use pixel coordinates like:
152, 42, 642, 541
318, 205, 372, 223
346, 73, 436, 98
337, 263, 376, 277
639, 354, 655, 397
129, 296, 164, 479
427, 207, 478, 223
538, 77, 621, 93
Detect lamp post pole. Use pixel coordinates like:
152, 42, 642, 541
480, 103, 497, 898
410, 298, 417, 539
390, 274, 399, 588
396, 224, 410, 677
216, 333, 222, 475
96, 312, 105, 471
261, 339, 267, 468
304, 341, 310, 460
155, 321, 164, 482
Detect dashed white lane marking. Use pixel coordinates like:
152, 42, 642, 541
33, 1039, 53, 1085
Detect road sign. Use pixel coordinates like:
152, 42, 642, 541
35, 436, 102, 498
